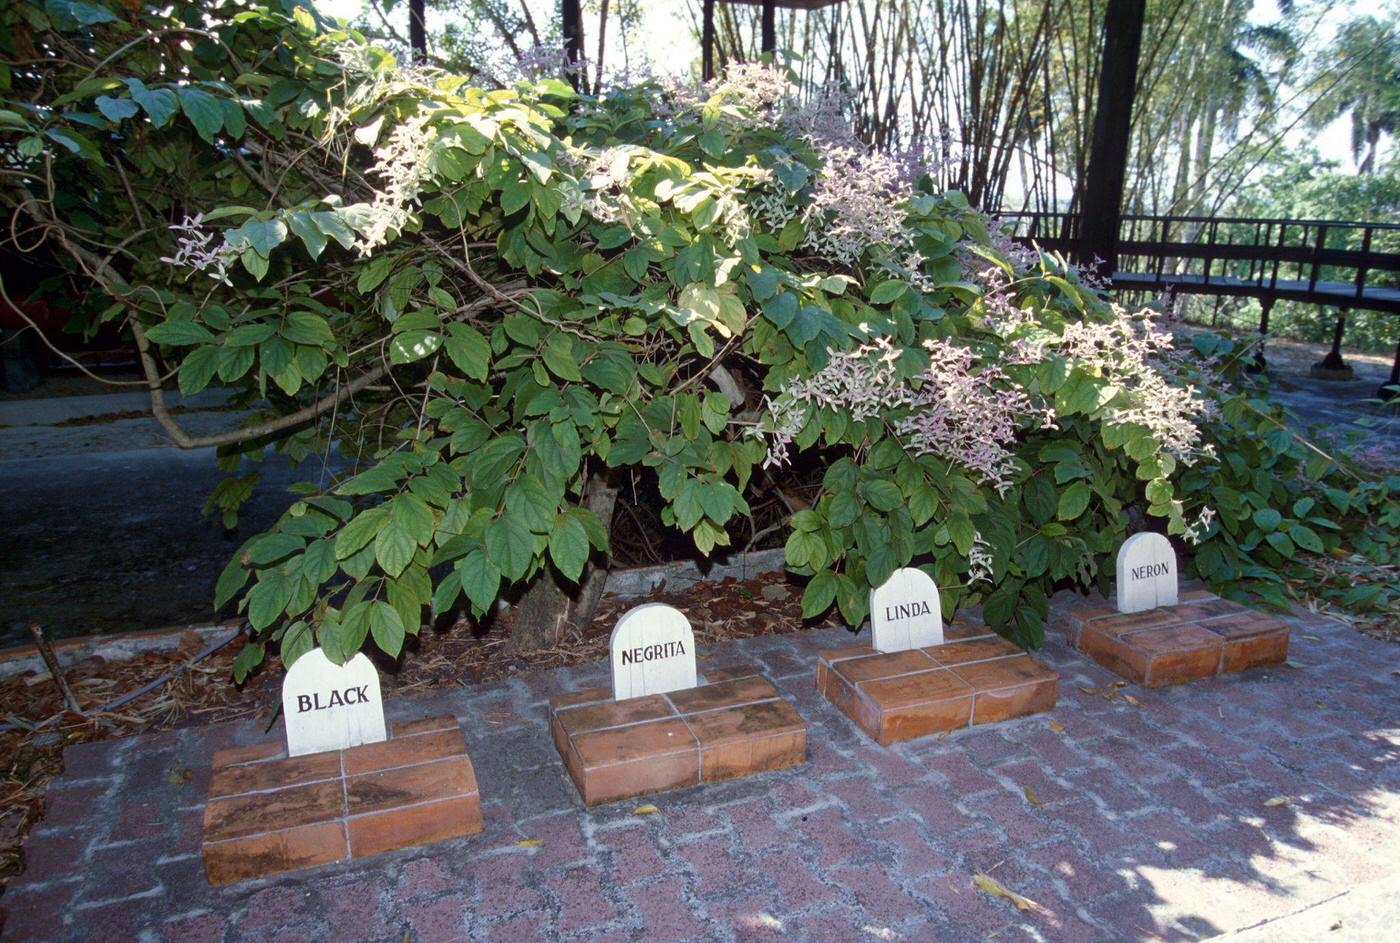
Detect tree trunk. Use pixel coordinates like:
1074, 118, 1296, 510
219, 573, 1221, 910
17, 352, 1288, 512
408, 0, 427, 64
508, 474, 618, 654
1077, 0, 1146, 276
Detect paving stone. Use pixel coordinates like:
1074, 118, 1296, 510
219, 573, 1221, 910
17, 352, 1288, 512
322, 875, 396, 942
548, 664, 805, 807
619, 875, 709, 941
1061, 592, 1289, 687
402, 892, 471, 943
6, 598, 1397, 943
200, 715, 481, 885
542, 865, 622, 935
818, 635, 1057, 745
161, 913, 227, 943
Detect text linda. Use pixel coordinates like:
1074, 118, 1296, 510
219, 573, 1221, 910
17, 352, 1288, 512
884, 601, 933, 621
1130, 562, 1171, 580
295, 686, 372, 713
620, 640, 687, 666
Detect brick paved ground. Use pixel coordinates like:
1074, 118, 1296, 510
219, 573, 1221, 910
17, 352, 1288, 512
3, 595, 1398, 943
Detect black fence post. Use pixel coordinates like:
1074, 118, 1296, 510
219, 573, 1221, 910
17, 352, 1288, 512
1310, 309, 1355, 380
562, 0, 584, 90
702, 0, 715, 82
1249, 296, 1274, 374
1380, 338, 1400, 401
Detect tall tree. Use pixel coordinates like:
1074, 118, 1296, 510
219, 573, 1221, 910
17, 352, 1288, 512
1309, 15, 1400, 175
1077, 0, 1145, 273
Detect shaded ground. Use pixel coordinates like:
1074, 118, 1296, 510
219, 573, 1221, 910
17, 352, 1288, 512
2, 598, 1397, 942
0, 447, 306, 647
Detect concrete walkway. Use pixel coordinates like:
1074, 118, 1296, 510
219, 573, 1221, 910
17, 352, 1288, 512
2, 600, 1397, 942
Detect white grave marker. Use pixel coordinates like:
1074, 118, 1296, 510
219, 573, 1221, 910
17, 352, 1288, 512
869, 567, 944, 653
609, 603, 697, 701
1115, 532, 1178, 614
282, 648, 387, 757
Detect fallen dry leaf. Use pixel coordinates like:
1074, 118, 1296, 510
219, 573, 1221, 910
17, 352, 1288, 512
633, 805, 660, 816
1285, 660, 1308, 670
515, 838, 543, 848
1102, 689, 1118, 702
1047, 721, 1065, 734
973, 872, 1050, 916
1302, 635, 1322, 642
1023, 785, 1044, 807
1264, 796, 1289, 808
1079, 686, 1103, 696
1123, 694, 1141, 707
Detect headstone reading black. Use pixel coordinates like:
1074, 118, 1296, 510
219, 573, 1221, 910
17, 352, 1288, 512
281, 648, 387, 757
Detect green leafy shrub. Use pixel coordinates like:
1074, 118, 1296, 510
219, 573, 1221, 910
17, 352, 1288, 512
3, 0, 1393, 678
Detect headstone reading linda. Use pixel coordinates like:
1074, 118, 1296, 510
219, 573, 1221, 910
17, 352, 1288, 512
1115, 532, 1178, 614
609, 603, 697, 700
281, 648, 387, 757
869, 567, 944, 653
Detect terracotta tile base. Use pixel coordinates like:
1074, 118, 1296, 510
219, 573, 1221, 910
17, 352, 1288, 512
1062, 592, 1290, 687
201, 716, 480, 885
548, 666, 806, 807
817, 623, 1058, 746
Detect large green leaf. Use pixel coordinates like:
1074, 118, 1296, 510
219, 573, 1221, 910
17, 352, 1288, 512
369, 601, 406, 656
485, 515, 534, 580
458, 549, 501, 613
547, 513, 589, 582
177, 86, 224, 142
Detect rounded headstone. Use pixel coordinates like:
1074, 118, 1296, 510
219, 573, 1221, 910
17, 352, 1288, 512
281, 648, 387, 757
1115, 532, 1178, 614
869, 567, 943, 653
609, 603, 697, 701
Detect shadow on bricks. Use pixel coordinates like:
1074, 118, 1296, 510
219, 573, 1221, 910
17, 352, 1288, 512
2, 597, 1398, 942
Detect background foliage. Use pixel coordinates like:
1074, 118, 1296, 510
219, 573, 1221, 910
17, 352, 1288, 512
2, 0, 1395, 679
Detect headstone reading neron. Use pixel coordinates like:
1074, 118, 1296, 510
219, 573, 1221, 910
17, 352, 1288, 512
281, 648, 387, 757
609, 603, 697, 701
869, 567, 944, 653
1115, 532, 1178, 614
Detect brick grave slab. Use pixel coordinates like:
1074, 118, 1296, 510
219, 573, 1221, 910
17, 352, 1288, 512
3, 596, 1398, 943
548, 664, 805, 807
1061, 588, 1290, 687
817, 620, 1058, 745
203, 715, 482, 885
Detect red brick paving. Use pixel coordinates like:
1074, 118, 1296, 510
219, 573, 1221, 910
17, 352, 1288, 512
200, 716, 481, 885
2, 595, 1397, 942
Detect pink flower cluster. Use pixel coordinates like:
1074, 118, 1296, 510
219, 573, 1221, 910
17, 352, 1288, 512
756, 338, 1050, 494
160, 214, 237, 285
1054, 304, 1212, 464
801, 147, 913, 265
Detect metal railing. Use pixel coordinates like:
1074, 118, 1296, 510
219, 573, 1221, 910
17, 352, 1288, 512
999, 211, 1400, 314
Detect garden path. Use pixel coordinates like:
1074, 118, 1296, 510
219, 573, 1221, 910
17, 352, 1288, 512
2, 599, 1397, 942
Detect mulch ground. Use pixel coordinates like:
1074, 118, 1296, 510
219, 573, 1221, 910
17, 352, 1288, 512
0, 569, 836, 892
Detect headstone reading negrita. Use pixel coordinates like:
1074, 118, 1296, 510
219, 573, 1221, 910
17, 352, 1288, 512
281, 648, 387, 757
869, 567, 944, 653
609, 603, 697, 701
1115, 532, 1178, 614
